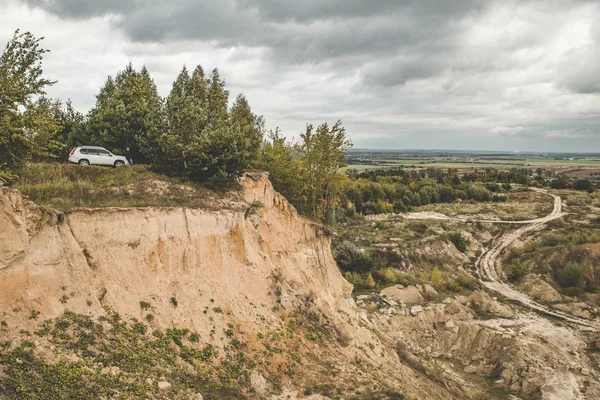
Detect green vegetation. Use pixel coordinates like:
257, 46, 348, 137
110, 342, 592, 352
0, 311, 251, 399
554, 262, 584, 295
260, 122, 352, 222
244, 200, 264, 219
0, 30, 61, 184
506, 262, 526, 283
442, 232, 470, 253
14, 163, 227, 210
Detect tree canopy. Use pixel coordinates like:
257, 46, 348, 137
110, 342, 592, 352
0, 30, 59, 183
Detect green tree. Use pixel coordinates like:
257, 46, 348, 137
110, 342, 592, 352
155, 65, 250, 187
51, 99, 88, 158
300, 120, 352, 221
261, 128, 303, 205
206, 68, 229, 126
0, 30, 59, 183
230, 93, 263, 166
87, 64, 165, 163
160, 65, 207, 169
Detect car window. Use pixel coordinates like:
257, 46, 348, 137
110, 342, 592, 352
86, 149, 99, 155
98, 149, 110, 155
79, 148, 88, 154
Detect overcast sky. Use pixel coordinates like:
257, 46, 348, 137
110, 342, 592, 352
1, 0, 599, 152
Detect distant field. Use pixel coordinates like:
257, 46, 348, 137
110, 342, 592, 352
347, 157, 600, 171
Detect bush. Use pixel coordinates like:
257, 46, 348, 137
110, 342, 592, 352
456, 274, 475, 290
431, 268, 442, 284
365, 273, 376, 289
333, 241, 373, 273
506, 262, 526, 283
548, 218, 565, 229
443, 232, 470, 253
382, 268, 397, 284
541, 233, 568, 247
556, 262, 584, 291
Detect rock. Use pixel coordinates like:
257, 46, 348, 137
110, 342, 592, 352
442, 298, 453, 304
519, 274, 562, 302
191, 394, 203, 400
410, 305, 423, 315
381, 285, 423, 303
422, 284, 438, 296
501, 368, 514, 382
468, 290, 513, 318
145, 378, 154, 385
581, 368, 590, 376
444, 300, 464, 315
345, 297, 356, 307
250, 371, 270, 396
357, 295, 369, 300
381, 297, 398, 307
158, 381, 172, 390
445, 320, 455, 329
464, 365, 478, 374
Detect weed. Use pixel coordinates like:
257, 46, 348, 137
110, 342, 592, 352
29, 310, 40, 320
139, 301, 151, 311
244, 200, 264, 219
170, 297, 178, 308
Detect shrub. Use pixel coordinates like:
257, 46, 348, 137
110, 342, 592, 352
382, 268, 397, 284
456, 274, 475, 290
556, 262, 584, 291
541, 233, 568, 247
344, 271, 363, 288
443, 232, 470, 253
431, 268, 442, 284
506, 262, 526, 283
548, 218, 565, 229
139, 301, 151, 310
365, 273, 376, 289
523, 241, 539, 253
333, 241, 373, 273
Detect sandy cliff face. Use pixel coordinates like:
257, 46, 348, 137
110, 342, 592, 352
0, 173, 350, 332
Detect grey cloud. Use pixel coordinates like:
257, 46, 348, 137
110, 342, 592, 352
557, 45, 600, 94
362, 56, 445, 86
25, 0, 138, 18
6, 0, 600, 152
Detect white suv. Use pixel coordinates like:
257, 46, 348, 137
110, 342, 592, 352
68, 146, 129, 167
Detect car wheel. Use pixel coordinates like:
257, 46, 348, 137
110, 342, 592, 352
114, 160, 125, 167
79, 159, 90, 166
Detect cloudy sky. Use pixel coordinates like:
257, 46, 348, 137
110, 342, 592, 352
1, 0, 599, 152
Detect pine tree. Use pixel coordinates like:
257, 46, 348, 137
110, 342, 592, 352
51, 99, 88, 157
206, 68, 229, 126
87, 64, 165, 163
231, 93, 263, 165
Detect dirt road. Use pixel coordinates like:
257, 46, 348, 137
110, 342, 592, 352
412, 189, 599, 330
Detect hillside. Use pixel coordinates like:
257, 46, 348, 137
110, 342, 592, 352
0, 172, 460, 399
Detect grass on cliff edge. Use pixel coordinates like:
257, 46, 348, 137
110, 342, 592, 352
14, 163, 237, 210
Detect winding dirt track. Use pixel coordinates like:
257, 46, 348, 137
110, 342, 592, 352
411, 189, 599, 330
